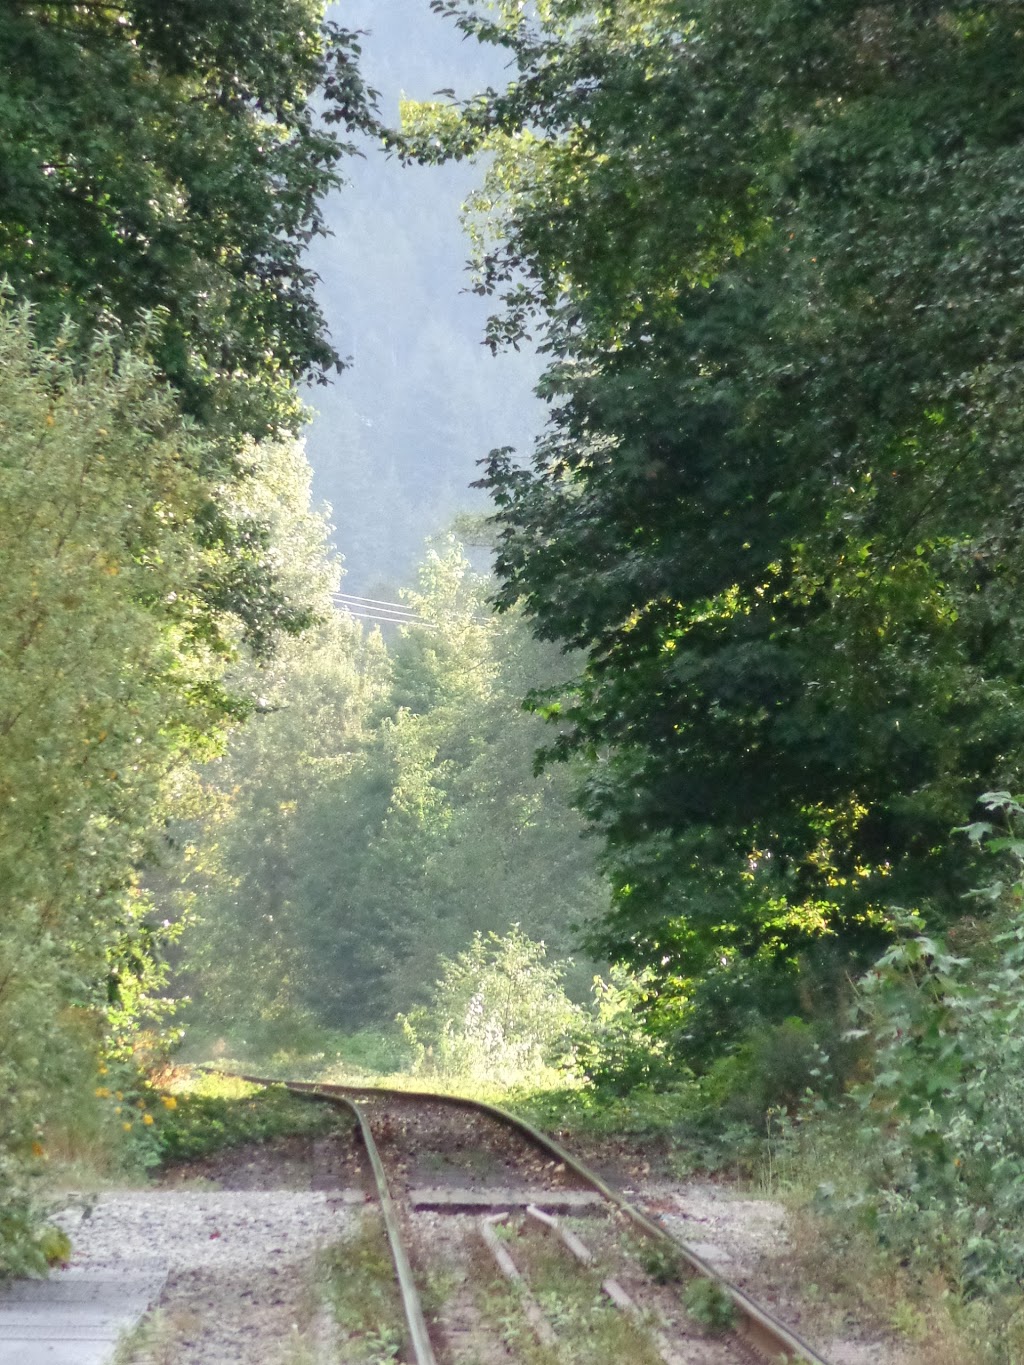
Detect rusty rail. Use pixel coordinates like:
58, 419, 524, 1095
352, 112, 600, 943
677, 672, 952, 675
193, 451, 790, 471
223, 1071, 831, 1365
271, 1083, 437, 1365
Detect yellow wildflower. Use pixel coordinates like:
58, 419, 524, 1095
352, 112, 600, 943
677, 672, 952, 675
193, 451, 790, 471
94, 1087, 111, 1099
142, 1114, 154, 1126
122, 1122, 132, 1132
161, 1096, 177, 1110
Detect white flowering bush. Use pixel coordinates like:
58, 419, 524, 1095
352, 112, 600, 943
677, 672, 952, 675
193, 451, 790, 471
401, 927, 581, 1089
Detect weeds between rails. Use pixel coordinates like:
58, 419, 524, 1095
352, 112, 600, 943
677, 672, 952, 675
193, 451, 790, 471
226, 1072, 832, 1365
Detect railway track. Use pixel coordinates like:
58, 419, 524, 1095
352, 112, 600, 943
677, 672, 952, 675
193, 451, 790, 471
230, 1073, 831, 1365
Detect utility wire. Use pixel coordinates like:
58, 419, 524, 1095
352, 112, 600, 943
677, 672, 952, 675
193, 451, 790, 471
335, 602, 421, 620
331, 593, 423, 622
332, 591, 490, 630
337, 607, 437, 631
332, 591, 423, 612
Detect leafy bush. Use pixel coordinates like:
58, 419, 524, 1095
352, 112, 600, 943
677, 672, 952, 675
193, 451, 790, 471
400, 927, 581, 1089
571, 967, 683, 1096
824, 794, 1024, 1298
154, 1083, 346, 1165
0, 307, 328, 1271
636, 1243, 685, 1286
697, 1015, 854, 1128
682, 1278, 736, 1333
0, 309, 226, 1274
331, 1030, 413, 1076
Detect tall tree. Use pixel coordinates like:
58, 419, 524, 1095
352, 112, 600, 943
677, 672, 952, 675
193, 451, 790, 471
0, 0, 379, 668
0, 0, 375, 1262
410, 0, 1024, 1051
1, 0, 375, 438
0, 307, 276, 1270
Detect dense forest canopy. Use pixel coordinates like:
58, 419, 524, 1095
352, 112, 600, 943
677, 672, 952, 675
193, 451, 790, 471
400, 0, 1024, 1051
0, 0, 376, 1271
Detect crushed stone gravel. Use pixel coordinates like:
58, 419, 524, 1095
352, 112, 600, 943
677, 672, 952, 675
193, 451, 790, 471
638, 1180, 911, 1365
42, 1108, 912, 1365
56, 1186, 355, 1364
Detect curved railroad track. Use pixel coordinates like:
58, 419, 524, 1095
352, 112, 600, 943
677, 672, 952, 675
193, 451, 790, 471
228, 1072, 831, 1365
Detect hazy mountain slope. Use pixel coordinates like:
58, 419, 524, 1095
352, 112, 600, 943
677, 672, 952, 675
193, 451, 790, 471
306, 1, 541, 592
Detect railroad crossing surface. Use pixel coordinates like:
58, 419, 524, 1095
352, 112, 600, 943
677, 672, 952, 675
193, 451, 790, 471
0, 1262, 167, 1364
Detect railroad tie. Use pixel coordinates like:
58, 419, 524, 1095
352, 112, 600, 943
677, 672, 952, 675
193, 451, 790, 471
478, 1213, 558, 1350
526, 1204, 694, 1365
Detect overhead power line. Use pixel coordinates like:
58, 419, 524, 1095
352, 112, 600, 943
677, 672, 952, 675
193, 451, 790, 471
330, 591, 491, 630
334, 601, 421, 621
332, 591, 423, 612
341, 612, 437, 631
331, 590, 434, 631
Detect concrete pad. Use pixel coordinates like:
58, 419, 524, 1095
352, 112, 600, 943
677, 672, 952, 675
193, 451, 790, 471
409, 1186, 605, 1212
0, 1267, 166, 1307
0, 1263, 167, 1365
0, 1317, 133, 1337
0, 1342, 115, 1365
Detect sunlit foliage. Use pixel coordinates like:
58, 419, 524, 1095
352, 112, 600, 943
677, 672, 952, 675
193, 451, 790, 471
401, 926, 580, 1088
407, 0, 1024, 1052
0, 307, 263, 1269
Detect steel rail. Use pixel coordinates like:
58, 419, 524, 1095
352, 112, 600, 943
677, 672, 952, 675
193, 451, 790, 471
225, 1071, 831, 1365
285, 1084, 437, 1365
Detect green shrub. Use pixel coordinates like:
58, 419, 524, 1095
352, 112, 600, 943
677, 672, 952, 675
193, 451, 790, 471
571, 967, 684, 1096
400, 927, 581, 1089
331, 1030, 413, 1076
700, 1016, 844, 1126
636, 1243, 685, 1285
821, 794, 1024, 1298
0, 305, 263, 1270
154, 1084, 347, 1164
682, 1278, 736, 1332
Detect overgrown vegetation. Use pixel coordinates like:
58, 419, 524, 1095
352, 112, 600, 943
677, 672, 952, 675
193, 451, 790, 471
403, 0, 1024, 1057
681, 1279, 736, 1335
0, 310, 266, 1272
0, 0, 375, 1272
319, 1216, 406, 1364
0, 0, 375, 437
177, 538, 609, 1052
474, 1221, 666, 1365
401, 926, 580, 1087
786, 799, 1024, 1330
11, 2, 1024, 1357
153, 1080, 348, 1166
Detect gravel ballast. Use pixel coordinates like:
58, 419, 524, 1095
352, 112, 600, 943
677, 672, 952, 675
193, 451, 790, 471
56, 1187, 355, 1364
